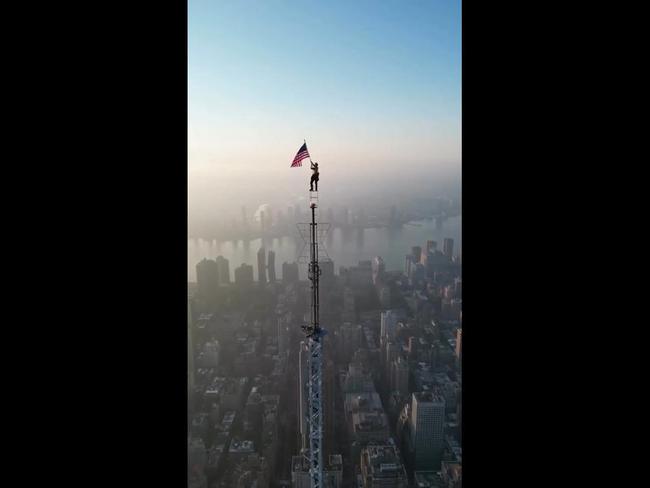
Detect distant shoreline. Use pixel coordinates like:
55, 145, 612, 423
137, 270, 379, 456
188, 213, 461, 243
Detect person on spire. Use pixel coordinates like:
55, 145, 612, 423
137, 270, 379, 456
310, 160, 319, 191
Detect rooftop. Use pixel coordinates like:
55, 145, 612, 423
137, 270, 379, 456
413, 391, 445, 404
352, 412, 389, 433
362, 443, 407, 480
414, 471, 444, 488
229, 439, 255, 453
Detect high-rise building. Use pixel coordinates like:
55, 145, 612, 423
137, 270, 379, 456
380, 310, 401, 346
410, 392, 446, 470
196, 258, 219, 299
275, 315, 287, 355
326, 454, 343, 488
282, 262, 299, 283
411, 246, 422, 263
215, 255, 230, 284
341, 260, 372, 287
409, 263, 426, 283
359, 441, 408, 488
372, 256, 386, 285
391, 355, 409, 397
257, 247, 267, 283
267, 250, 276, 283
234, 263, 254, 286
443, 238, 454, 260
404, 255, 414, 277
384, 341, 400, 377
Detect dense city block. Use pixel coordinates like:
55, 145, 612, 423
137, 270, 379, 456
189, 237, 461, 488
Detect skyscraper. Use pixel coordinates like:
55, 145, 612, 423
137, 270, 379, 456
277, 317, 288, 356
234, 263, 254, 286
391, 355, 409, 398
257, 247, 267, 283
196, 258, 219, 300
380, 310, 400, 347
410, 392, 446, 470
411, 246, 422, 263
443, 238, 454, 260
267, 250, 276, 283
372, 256, 385, 285
405, 255, 414, 277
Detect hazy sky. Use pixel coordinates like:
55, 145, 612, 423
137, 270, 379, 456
189, 0, 461, 220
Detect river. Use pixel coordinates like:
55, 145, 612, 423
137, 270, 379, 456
188, 216, 461, 282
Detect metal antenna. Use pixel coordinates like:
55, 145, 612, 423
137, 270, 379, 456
301, 191, 324, 488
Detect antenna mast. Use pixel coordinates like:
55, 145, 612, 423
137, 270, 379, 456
302, 190, 324, 488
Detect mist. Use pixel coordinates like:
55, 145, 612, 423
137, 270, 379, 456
189, 159, 460, 235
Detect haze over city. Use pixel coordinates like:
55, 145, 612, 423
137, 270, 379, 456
188, 2, 462, 487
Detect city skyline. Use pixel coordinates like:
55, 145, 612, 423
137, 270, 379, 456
189, 231, 462, 486
188, 2, 462, 486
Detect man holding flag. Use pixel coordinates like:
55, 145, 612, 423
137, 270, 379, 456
290, 140, 320, 191
309, 161, 319, 191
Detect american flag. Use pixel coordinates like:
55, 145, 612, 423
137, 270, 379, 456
290, 142, 310, 167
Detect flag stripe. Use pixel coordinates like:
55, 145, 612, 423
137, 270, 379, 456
290, 143, 310, 167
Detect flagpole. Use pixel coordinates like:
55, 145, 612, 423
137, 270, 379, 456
305, 139, 311, 163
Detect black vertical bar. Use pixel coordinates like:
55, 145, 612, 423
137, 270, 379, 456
310, 204, 319, 329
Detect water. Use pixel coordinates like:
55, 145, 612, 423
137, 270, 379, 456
188, 216, 461, 282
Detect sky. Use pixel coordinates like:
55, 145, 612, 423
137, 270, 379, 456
189, 0, 461, 221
